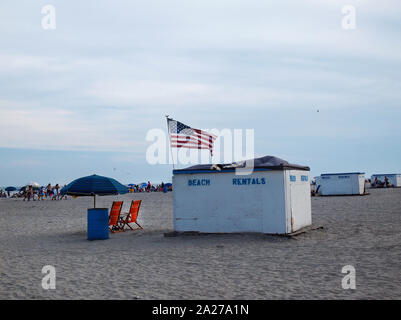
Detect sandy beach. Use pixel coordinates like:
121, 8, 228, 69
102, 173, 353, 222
0, 188, 400, 300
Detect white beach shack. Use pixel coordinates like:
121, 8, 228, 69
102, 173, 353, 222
172, 156, 312, 235
316, 172, 365, 196
371, 174, 401, 187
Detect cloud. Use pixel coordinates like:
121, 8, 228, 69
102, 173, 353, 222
0, 0, 400, 154
0, 100, 147, 151
86, 80, 212, 106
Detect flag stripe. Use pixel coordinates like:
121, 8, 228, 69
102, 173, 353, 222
193, 128, 217, 139
170, 136, 214, 148
171, 131, 217, 142
171, 143, 213, 149
171, 144, 212, 150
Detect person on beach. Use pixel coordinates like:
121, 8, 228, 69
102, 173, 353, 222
51, 186, 58, 200
373, 177, 384, 188
55, 184, 60, 199
39, 187, 45, 200
22, 187, 27, 201
27, 186, 33, 201
60, 184, 67, 200
384, 176, 390, 188
46, 183, 52, 198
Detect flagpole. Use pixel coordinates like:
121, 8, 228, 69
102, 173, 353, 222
165, 115, 176, 171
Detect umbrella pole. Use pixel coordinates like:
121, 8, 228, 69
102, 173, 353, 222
94, 195, 96, 208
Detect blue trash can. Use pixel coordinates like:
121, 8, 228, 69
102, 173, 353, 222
87, 208, 109, 240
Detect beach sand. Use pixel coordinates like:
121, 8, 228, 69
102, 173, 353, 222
0, 188, 400, 299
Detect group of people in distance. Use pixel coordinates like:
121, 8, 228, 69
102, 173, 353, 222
129, 181, 172, 193
20, 183, 67, 201
2, 181, 173, 200
371, 176, 392, 188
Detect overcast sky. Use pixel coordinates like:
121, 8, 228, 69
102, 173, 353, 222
1, 0, 401, 186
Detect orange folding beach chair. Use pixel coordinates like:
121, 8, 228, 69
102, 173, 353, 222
109, 201, 124, 233
121, 200, 143, 231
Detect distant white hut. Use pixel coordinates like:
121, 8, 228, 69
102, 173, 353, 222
316, 172, 365, 196
371, 174, 401, 188
172, 156, 312, 235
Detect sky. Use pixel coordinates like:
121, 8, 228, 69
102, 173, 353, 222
0, 0, 401, 186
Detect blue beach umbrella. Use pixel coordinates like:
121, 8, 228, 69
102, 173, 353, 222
5, 186, 17, 192
60, 174, 129, 208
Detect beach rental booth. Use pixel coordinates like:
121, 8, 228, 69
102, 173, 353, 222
371, 174, 401, 187
315, 172, 365, 196
172, 156, 312, 235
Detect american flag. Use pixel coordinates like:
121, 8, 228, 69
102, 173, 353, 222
167, 118, 217, 156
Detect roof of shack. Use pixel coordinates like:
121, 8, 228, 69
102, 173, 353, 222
173, 155, 310, 174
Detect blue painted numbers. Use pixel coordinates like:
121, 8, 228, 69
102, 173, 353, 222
292, 175, 308, 182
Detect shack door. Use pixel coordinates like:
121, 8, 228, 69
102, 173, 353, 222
288, 171, 312, 233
